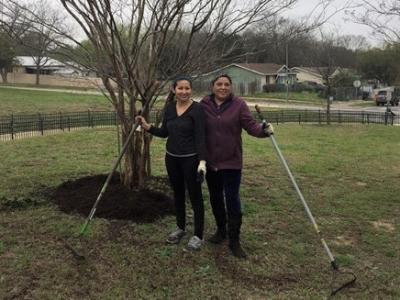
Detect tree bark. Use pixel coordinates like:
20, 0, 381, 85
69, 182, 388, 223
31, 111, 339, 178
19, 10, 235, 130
0, 70, 8, 83
35, 68, 40, 85
120, 121, 151, 190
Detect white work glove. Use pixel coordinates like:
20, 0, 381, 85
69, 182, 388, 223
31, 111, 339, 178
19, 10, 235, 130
262, 121, 274, 135
135, 116, 151, 131
197, 160, 206, 182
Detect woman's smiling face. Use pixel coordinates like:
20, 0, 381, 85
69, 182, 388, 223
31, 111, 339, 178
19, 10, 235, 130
212, 76, 232, 101
174, 80, 192, 102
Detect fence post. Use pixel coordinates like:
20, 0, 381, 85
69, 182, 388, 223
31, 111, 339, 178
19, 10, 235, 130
68, 116, 71, 131
362, 111, 365, 124
38, 113, 44, 135
88, 110, 91, 128
10, 113, 14, 140
367, 113, 370, 124
339, 110, 342, 124
318, 109, 321, 125
60, 112, 64, 131
298, 113, 301, 124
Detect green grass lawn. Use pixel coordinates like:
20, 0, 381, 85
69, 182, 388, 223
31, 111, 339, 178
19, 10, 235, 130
0, 86, 113, 115
0, 86, 169, 115
0, 125, 399, 299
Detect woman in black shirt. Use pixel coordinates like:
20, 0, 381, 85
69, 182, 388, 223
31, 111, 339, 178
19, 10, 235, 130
136, 76, 207, 251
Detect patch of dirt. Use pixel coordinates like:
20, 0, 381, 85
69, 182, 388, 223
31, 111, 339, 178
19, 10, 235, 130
372, 220, 395, 232
334, 235, 356, 246
52, 174, 175, 223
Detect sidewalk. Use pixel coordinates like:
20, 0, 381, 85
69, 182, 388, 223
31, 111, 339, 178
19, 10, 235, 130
0, 84, 103, 95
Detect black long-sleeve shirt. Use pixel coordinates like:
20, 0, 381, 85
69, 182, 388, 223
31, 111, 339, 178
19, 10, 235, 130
148, 101, 207, 160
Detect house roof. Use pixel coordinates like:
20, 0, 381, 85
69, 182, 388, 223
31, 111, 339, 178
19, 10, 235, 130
234, 63, 286, 75
291, 66, 354, 78
291, 67, 324, 77
16, 56, 65, 68
201, 63, 292, 77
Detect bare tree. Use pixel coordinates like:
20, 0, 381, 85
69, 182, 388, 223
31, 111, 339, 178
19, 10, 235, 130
0, 2, 30, 83
0, 30, 15, 82
52, 0, 307, 189
307, 31, 354, 124
337, 34, 370, 51
348, 0, 400, 45
23, 1, 66, 85
1, 0, 67, 85
1, 0, 337, 190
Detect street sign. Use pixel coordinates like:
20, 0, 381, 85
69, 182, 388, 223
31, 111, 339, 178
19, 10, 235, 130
353, 80, 361, 88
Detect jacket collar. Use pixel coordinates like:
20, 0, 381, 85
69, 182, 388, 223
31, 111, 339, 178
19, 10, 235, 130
213, 94, 234, 113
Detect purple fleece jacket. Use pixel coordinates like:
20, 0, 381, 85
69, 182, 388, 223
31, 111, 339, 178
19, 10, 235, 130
200, 94, 267, 171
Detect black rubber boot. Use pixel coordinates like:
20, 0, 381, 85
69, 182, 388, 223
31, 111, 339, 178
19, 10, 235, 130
208, 227, 226, 244
228, 214, 247, 259
208, 210, 227, 244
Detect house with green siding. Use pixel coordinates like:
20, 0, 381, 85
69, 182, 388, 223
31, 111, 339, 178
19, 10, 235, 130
194, 63, 296, 95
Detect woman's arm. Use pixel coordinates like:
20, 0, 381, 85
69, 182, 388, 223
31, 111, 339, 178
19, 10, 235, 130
135, 107, 169, 138
239, 100, 267, 138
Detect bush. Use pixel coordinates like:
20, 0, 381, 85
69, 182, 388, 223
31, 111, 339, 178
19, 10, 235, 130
263, 84, 277, 93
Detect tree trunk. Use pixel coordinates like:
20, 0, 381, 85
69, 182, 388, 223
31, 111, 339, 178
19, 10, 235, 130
327, 84, 331, 125
120, 121, 152, 190
0, 69, 8, 83
35, 68, 40, 85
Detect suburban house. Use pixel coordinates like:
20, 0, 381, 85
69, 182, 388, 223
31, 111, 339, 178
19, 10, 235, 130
0, 56, 100, 88
14, 56, 66, 75
195, 63, 296, 95
290, 67, 325, 85
13, 56, 94, 77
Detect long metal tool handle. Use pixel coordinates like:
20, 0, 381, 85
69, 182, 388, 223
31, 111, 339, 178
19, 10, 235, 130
79, 98, 155, 235
79, 120, 140, 235
255, 105, 338, 269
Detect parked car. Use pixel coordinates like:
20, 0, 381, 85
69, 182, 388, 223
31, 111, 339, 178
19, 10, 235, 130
374, 88, 399, 106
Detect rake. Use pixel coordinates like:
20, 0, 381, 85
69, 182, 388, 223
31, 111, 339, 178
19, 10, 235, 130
255, 105, 356, 296
62, 98, 158, 260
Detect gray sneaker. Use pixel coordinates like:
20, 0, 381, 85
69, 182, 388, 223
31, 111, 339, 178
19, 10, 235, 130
166, 228, 186, 244
186, 235, 203, 251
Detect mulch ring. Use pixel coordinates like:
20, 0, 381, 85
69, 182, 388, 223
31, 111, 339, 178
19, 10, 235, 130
52, 174, 175, 223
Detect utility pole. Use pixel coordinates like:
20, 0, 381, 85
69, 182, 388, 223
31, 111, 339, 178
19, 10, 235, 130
0, 0, 4, 21
286, 42, 289, 102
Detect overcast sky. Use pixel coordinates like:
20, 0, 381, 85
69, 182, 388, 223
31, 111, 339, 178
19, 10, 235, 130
283, 0, 383, 46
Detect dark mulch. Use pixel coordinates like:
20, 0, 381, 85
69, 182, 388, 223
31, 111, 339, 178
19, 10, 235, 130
52, 174, 175, 223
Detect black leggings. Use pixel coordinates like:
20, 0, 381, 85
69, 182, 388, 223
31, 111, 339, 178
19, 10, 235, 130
165, 154, 204, 239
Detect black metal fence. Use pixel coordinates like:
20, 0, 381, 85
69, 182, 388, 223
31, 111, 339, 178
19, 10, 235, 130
256, 109, 399, 126
0, 109, 398, 141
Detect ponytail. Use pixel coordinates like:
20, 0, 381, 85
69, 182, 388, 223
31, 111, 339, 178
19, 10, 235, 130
165, 90, 175, 104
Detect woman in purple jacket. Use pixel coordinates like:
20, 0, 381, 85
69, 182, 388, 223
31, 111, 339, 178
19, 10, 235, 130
200, 74, 274, 258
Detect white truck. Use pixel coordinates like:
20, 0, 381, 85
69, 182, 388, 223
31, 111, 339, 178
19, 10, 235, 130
373, 87, 399, 106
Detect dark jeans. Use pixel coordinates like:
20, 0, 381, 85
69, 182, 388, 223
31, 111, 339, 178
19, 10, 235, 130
206, 169, 242, 226
165, 154, 204, 239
